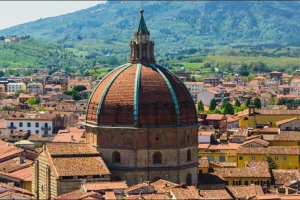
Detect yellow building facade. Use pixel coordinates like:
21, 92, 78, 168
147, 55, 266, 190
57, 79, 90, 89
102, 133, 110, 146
237, 146, 299, 169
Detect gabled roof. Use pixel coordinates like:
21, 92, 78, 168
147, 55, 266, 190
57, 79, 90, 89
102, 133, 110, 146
84, 181, 127, 191
226, 185, 264, 199
276, 117, 298, 126
241, 138, 270, 147
272, 169, 300, 185
150, 179, 179, 194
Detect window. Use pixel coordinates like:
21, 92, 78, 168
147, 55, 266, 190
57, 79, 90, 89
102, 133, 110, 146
251, 156, 256, 161
239, 156, 243, 160
219, 156, 226, 162
283, 157, 287, 161
296, 126, 300, 131
10, 130, 13, 134
36, 130, 39, 134
10, 122, 14, 127
44, 131, 48, 135
244, 180, 249, 186
36, 123, 39, 127
252, 180, 259, 185
225, 181, 229, 185
286, 127, 292, 131
153, 152, 162, 164
275, 157, 279, 161
187, 149, 191, 162
27, 122, 31, 127
244, 117, 248, 120
233, 180, 240, 186
28, 130, 31, 134
112, 151, 121, 163
19, 122, 23, 127
207, 155, 214, 162
186, 173, 192, 186
298, 142, 300, 146
0, 131, 1, 134
199, 170, 202, 174
262, 180, 268, 187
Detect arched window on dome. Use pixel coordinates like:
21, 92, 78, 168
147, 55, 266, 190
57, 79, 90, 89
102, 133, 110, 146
186, 173, 192, 186
112, 151, 121, 163
187, 149, 191, 162
153, 152, 162, 164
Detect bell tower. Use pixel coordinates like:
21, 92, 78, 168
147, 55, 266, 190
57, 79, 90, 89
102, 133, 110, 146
128, 8, 155, 64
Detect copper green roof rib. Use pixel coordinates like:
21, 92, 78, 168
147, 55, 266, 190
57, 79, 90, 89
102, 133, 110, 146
156, 64, 198, 123
133, 64, 142, 126
96, 63, 132, 125
150, 64, 180, 124
135, 12, 149, 34
86, 63, 128, 123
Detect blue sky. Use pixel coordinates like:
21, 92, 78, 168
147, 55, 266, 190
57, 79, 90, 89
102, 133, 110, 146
0, 1, 105, 30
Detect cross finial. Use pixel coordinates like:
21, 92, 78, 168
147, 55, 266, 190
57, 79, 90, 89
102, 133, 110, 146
141, 2, 143, 9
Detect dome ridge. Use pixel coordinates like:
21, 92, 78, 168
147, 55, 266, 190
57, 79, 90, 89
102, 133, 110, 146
96, 63, 132, 124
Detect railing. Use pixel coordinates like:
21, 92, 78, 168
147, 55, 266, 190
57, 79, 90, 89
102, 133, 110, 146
41, 126, 51, 130
7, 126, 17, 129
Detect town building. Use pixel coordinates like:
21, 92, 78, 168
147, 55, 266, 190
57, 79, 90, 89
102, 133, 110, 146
31, 143, 111, 199
204, 76, 220, 87
81, 89, 94, 99
184, 82, 204, 92
237, 146, 299, 169
270, 71, 282, 84
85, 9, 198, 186
68, 79, 91, 90
230, 74, 243, 85
26, 82, 43, 94
7, 83, 26, 93
45, 84, 61, 94
197, 90, 230, 105
198, 114, 228, 133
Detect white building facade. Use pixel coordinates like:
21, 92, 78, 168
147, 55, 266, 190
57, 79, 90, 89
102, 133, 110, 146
6, 113, 53, 135
7, 83, 26, 93
184, 82, 204, 92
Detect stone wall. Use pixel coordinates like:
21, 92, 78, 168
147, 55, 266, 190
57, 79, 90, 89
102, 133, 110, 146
86, 124, 199, 186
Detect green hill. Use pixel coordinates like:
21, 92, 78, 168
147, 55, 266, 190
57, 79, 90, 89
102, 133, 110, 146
1, 1, 300, 57
0, 38, 79, 68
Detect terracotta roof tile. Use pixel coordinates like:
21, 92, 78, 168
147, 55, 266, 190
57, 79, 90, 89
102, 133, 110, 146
0, 182, 33, 196
232, 129, 248, 137
252, 128, 278, 133
0, 158, 33, 173
208, 143, 241, 150
124, 193, 170, 200
171, 186, 200, 199
198, 157, 209, 168
276, 117, 299, 126
272, 169, 300, 185
150, 179, 179, 194
237, 146, 299, 155
213, 167, 270, 178
46, 143, 99, 156
226, 185, 264, 198
263, 131, 300, 141
10, 167, 32, 180
205, 114, 226, 120
55, 189, 101, 200
84, 181, 127, 191
241, 138, 270, 147
199, 189, 232, 199
124, 182, 149, 193
104, 191, 116, 200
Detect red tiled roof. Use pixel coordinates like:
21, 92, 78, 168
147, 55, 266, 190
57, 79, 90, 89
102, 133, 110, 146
226, 185, 264, 198
84, 181, 127, 191
198, 157, 209, 168
150, 179, 179, 194
276, 117, 298, 126
87, 64, 197, 126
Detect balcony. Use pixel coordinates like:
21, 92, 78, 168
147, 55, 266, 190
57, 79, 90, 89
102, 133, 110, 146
7, 125, 17, 129
41, 126, 51, 130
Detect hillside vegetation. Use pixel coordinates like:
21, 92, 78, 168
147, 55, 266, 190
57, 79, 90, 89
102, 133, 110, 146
0, 38, 79, 68
1, 1, 300, 58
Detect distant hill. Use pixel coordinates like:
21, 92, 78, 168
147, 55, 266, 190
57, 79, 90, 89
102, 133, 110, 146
1, 1, 300, 57
0, 38, 79, 68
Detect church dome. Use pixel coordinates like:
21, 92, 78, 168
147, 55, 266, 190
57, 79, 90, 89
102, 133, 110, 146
86, 64, 197, 126
86, 9, 197, 127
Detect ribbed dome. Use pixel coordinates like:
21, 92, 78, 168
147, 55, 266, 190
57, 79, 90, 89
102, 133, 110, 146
86, 63, 197, 127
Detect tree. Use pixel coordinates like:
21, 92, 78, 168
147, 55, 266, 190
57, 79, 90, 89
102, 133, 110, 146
197, 100, 204, 112
262, 155, 278, 169
269, 97, 275, 105
222, 99, 227, 109
63, 89, 81, 101
0, 71, 4, 77
245, 98, 250, 108
209, 98, 216, 111
26, 98, 40, 104
235, 99, 241, 107
73, 85, 87, 92
223, 102, 234, 115
226, 74, 231, 82
253, 97, 261, 109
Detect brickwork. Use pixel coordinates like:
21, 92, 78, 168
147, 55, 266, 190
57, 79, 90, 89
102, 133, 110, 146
87, 125, 198, 186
